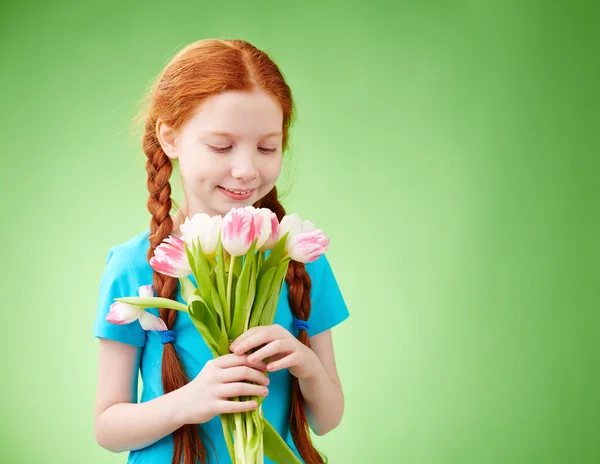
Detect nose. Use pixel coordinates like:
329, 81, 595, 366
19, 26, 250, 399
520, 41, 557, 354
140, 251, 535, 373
230, 152, 258, 182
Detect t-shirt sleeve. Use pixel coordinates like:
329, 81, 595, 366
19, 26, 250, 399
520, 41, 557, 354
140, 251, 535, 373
93, 245, 147, 347
306, 254, 350, 338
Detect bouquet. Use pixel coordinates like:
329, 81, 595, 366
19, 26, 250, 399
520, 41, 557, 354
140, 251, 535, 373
106, 205, 330, 464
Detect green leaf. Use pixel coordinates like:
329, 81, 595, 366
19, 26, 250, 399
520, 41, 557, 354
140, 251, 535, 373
248, 266, 276, 328
187, 297, 221, 355
188, 239, 214, 306
209, 286, 225, 331
114, 296, 187, 312
191, 294, 229, 355
259, 232, 289, 279
187, 311, 220, 356
230, 241, 257, 339
210, 286, 230, 353
184, 242, 198, 283
263, 417, 302, 464
259, 290, 280, 327
178, 276, 196, 303
258, 258, 290, 326
242, 253, 258, 331
215, 238, 230, 330
227, 272, 239, 323
233, 252, 243, 277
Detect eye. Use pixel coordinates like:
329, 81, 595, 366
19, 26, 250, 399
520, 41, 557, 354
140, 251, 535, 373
258, 147, 278, 153
209, 145, 232, 153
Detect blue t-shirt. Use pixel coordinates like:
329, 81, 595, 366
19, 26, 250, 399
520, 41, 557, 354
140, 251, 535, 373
93, 229, 350, 464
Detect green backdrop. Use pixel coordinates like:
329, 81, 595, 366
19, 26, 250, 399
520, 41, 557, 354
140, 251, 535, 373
1, 0, 598, 463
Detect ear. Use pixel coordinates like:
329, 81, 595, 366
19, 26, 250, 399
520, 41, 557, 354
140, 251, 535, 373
156, 118, 179, 160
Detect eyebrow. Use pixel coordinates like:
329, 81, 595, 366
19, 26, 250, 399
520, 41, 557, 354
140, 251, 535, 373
206, 131, 282, 138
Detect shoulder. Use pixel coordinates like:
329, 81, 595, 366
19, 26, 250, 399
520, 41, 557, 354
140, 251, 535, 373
304, 253, 335, 280
105, 229, 152, 268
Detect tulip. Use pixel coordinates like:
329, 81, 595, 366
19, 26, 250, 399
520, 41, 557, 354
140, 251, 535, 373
106, 285, 168, 331
255, 208, 279, 251
222, 207, 257, 256
287, 229, 330, 263
180, 213, 222, 260
149, 235, 192, 277
278, 214, 315, 248
277, 214, 330, 262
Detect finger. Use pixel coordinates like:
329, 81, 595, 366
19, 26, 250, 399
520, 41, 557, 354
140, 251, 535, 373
267, 353, 297, 373
220, 366, 270, 386
213, 353, 254, 369
217, 382, 269, 399
231, 331, 274, 355
246, 357, 269, 372
215, 399, 259, 414
230, 327, 262, 352
248, 339, 291, 364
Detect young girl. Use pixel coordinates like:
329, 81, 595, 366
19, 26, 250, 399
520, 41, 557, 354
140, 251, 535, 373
93, 38, 350, 464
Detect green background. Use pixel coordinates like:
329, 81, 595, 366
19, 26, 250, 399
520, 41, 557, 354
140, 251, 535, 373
1, 0, 598, 462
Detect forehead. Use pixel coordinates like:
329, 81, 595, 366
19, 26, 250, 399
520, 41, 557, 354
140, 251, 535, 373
184, 89, 283, 139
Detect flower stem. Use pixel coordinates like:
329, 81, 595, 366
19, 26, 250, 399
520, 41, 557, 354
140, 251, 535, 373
226, 255, 235, 327
234, 410, 247, 464
221, 414, 235, 461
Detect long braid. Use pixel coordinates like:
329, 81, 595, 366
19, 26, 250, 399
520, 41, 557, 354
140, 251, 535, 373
143, 121, 212, 464
256, 187, 327, 464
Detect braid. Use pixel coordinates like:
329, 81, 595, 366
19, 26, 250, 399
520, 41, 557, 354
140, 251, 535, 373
143, 123, 213, 464
256, 187, 327, 464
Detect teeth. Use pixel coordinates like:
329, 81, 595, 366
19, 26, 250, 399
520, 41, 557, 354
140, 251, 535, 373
224, 187, 252, 194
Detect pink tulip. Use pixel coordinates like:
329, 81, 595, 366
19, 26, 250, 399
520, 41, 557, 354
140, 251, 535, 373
149, 235, 192, 277
222, 207, 257, 256
255, 208, 279, 251
106, 285, 168, 331
287, 229, 330, 263
278, 214, 315, 249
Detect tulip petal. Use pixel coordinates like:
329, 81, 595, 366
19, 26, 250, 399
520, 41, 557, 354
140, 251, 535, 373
150, 235, 192, 277
106, 302, 141, 324
138, 310, 168, 331
180, 213, 222, 260
222, 207, 256, 256
288, 229, 330, 263
138, 285, 155, 298
255, 208, 279, 251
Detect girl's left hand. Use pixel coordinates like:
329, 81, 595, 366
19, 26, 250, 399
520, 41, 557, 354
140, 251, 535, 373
229, 324, 320, 380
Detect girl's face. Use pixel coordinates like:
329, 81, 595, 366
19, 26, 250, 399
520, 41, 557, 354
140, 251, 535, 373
157, 89, 284, 217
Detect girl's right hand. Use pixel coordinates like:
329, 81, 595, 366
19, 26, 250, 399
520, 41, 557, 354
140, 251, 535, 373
176, 353, 270, 425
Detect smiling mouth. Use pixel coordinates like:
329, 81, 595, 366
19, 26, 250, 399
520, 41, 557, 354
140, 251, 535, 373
217, 186, 257, 199
220, 186, 255, 194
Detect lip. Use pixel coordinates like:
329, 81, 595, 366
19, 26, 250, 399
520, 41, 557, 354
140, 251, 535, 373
218, 186, 256, 200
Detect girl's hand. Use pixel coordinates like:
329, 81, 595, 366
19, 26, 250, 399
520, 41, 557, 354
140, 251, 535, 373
177, 353, 270, 426
229, 324, 320, 380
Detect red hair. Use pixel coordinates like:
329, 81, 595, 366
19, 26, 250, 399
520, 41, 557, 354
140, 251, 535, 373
139, 39, 326, 464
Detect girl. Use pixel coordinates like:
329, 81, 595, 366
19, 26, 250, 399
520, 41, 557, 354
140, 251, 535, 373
93, 39, 350, 464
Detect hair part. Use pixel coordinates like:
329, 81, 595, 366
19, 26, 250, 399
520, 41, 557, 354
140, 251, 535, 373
141, 38, 325, 464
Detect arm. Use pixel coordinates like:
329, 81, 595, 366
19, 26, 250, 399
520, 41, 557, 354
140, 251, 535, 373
93, 339, 189, 453
298, 329, 345, 436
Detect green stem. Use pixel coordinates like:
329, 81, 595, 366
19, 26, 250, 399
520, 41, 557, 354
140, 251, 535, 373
221, 414, 235, 461
226, 255, 235, 328
234, 411, 247, 464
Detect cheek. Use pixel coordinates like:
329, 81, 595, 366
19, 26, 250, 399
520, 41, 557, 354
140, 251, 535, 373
179, 154, 219, 185
261, 157, 282, 183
